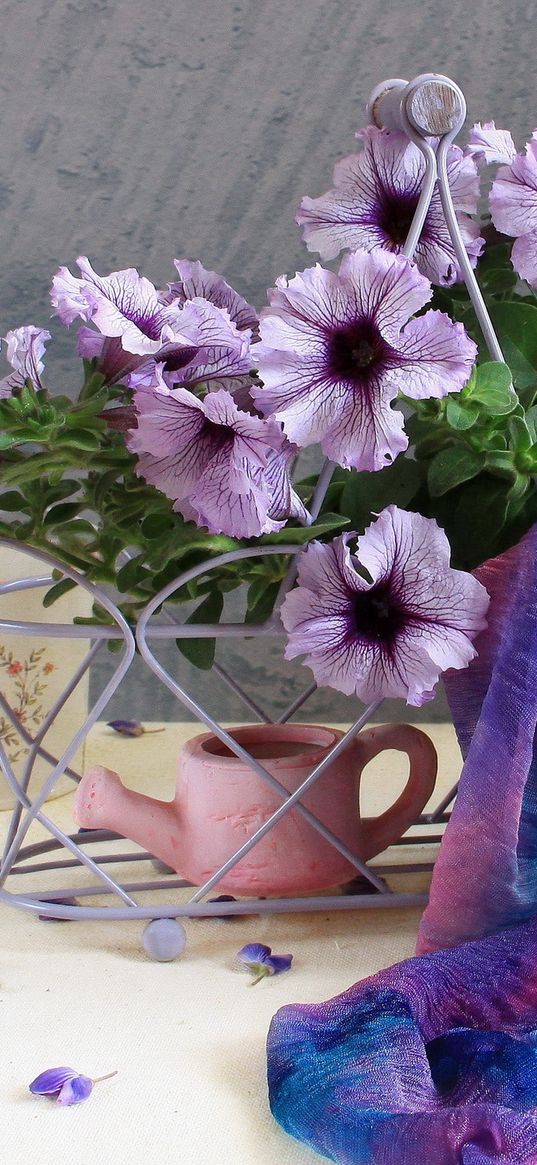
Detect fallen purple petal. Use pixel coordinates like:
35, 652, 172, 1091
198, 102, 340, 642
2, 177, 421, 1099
56, 1075, 94, 1106
106, 720, 164, 737
29, 1067, 117, 1105
107, 719, 145, 736
238, 943, 293, 984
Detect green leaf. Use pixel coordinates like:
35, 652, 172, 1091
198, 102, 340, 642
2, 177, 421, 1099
508, 414, 533, 453
0, 432, 16, 449
55, 429, 102, 452
43, 502, 85, 526
260, 513, 349, 545
42, 577, 78, 607
55, 519, 98, 535
468, 361, 518, 414
488, 302, 537, 389
339, 459, 425, 529
176, 589, 224, 670
525, 405, 537, 442
0, 490, 30, 512
115, 553, 150, 593
140, 512, 175, 539
445, 397, 480, 430
428, 445, 485, 497
245, 578, 280, 625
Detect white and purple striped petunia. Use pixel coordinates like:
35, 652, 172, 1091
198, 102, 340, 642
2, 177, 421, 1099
126, 297, 253, 393
163, 258, 259, 334
490, 132, 537, 288
280, 506, 490, 707
127, 385, 293, 538
296, 126, 484, 287
466, 121, 517, 168
52, 257, 253, 390
0, 325, 51, 397
252, 250, 477, 472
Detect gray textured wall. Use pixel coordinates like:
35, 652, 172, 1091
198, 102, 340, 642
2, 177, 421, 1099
2, 0, 536, 721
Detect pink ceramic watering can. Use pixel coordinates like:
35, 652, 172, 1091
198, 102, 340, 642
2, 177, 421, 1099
73, 722, 437, 895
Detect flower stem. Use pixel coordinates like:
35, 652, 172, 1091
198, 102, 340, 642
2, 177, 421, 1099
91, 1071, 118, 1084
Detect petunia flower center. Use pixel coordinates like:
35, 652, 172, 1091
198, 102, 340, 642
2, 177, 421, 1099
328, 321, 390, 381
155, 343, 199, 373
351, 583, 405, 646
378, 192, 420, 247
202, 418, 236, 445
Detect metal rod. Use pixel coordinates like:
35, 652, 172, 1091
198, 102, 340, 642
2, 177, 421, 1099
211, 662, 273, 723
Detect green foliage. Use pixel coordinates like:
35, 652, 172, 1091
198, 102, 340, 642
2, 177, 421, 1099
176, 590, 225, 671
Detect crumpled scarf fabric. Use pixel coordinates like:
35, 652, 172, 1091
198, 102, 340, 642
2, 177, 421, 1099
267, 525, 537, 1164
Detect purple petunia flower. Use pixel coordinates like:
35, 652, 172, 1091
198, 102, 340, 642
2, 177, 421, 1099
52, 257, 254, 391
237, 943, 293, 985
127, 385, 292, 538
252, 250, 476, 472
51, 256, 184, 351
125, 297, 253, 393
0, 326, 51, 397
489, 132, 537, 287
466, 122, 516, 168
76, 329, 147, 386
280, 506, 490, 707
29, 1066, 116, 1105
296, 127, 484, 287
162, 259, 259, 334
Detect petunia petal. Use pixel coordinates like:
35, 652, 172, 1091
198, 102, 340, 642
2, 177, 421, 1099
4, 326, 51, 386
389, 311, 477, 400
490, 138, 537, 240
511, 230, 537, 288
466, 121, 517, 167
56, 1075, 93, 1106
29, 1067, 78, 1096
164, 259, 259, 333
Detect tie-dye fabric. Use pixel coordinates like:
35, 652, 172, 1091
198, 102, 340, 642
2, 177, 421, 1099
267, 525, 537, 1164
419, 524, 537, 951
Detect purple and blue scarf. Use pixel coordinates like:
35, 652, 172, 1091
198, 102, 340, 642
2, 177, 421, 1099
267, 525, 537, 1163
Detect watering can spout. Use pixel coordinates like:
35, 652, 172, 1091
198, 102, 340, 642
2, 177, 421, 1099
73, 766, 183, 871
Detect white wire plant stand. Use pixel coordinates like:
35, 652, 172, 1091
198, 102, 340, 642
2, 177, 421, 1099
0, 74, 504, 958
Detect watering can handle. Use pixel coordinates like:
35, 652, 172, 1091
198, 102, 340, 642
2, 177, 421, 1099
356, 724, 438, 862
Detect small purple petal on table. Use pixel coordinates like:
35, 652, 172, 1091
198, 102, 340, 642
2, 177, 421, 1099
107, 719, 145, 736
30, 1067, 79, 1096
29, 1066, 116, 1105
266, 954, 293, 974
56, 1075, 93, 1106
238, 943, 293, 983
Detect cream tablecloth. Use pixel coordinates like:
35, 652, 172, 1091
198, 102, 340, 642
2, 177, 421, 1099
0, 721, 460, 1165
